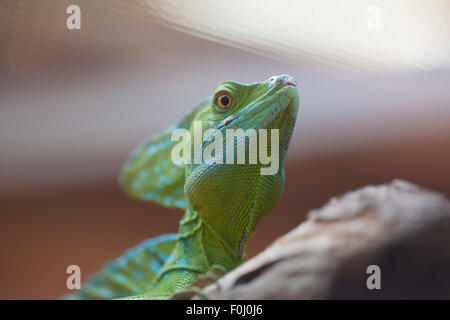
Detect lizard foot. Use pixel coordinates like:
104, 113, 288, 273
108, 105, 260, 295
171, 265, 227, 300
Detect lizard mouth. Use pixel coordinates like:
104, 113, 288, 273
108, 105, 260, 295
283, 81, 296, 87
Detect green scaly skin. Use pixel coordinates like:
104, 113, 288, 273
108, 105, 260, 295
72, 75, 299, 299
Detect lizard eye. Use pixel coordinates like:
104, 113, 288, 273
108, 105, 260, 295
269, 76, 277, 84
215, 92, 233, 110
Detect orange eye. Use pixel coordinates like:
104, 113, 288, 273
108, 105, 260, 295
216, 92, 233, 109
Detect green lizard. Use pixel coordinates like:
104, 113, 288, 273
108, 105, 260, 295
73, 75, 299, 299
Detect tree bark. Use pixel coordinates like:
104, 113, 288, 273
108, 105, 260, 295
199, 180, 450, 299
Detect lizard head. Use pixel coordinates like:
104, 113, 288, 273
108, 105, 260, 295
120, 75, 299, 262
184, 75, 299, 260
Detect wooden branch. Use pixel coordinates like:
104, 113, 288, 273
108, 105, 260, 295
199, 180, 450, 299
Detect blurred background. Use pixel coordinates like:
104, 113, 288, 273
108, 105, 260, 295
0, 0, 449, 299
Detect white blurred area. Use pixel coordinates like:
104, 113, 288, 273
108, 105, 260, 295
146, 0, 450, 73
0, 0, 449, 193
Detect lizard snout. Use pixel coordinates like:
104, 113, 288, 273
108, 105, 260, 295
279, 74, 297, 88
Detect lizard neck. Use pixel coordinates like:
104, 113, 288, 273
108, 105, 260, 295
150, 207, 242, 298
175, 207, 243, 272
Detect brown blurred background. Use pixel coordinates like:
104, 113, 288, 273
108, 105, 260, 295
0, 1, 449, 299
